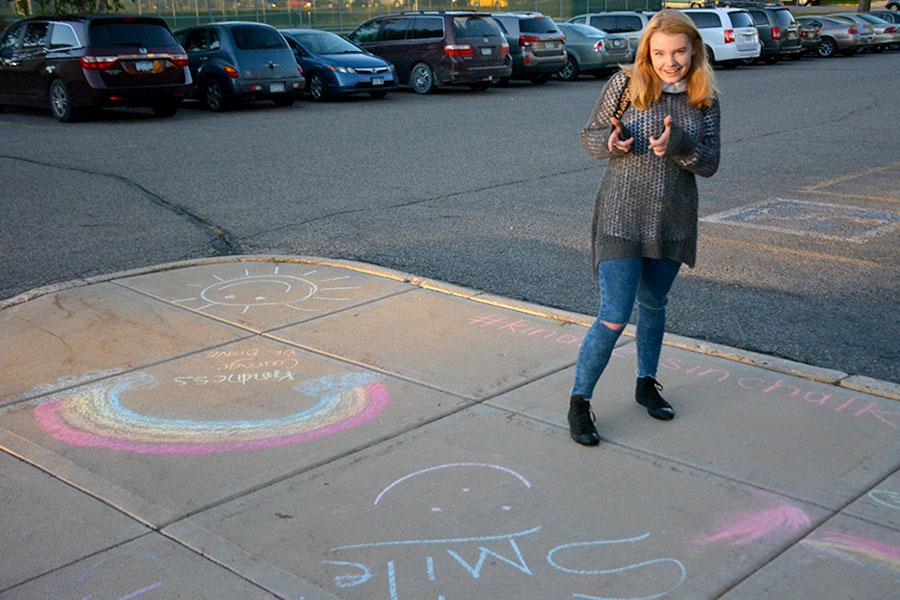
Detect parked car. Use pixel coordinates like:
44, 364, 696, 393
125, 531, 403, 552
175, 22, 303, 111
680, 8, 761, 67
489, 12, 566, 84
567, 11, 652, 54
346, 11, 510, 94
796, 19, 822, 55
795, 16, 866, 58
0, 15, 191, 122
851, 13, 900, 51
870, 11, 900, 25
745, 5, 802, 63
828, 14, 879, 52
556, 22, 630, 81
280, 28, 396, 101
887, 0, 899, 11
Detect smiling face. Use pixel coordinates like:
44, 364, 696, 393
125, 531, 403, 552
649, 31, 693, 85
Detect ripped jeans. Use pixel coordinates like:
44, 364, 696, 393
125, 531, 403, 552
571, 257, 681, 400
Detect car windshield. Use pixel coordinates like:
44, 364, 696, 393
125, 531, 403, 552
728, 11, 754, 29
231, 26, 285, 50
822, 17, 850, 27
773, 9, 795, 27
564, 23, 605, 37
519, 17, 560, 34
858, 14, 889, 25
294, 31, 360, 54
89, 21, 176, 48
452, 16, 502, 38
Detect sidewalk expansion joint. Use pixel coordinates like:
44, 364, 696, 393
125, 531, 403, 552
0, 153, 242, 255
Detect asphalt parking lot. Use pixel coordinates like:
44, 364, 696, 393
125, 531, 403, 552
0, 48, 897, 383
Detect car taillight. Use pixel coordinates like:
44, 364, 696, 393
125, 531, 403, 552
170, 54, 188, 68
724, 29, 735, 44
559, 34, 566, 43
771, 26, 781, 40
500, 41, 509, 56
886, 26, 896, 33
297, 64, 304, 76
519, 35, 541, 47
223, 65, 240, 78
848, 26, 857, 34
444, 44, 473, 58
593, 40, 604, 51
80, 56, 117, 70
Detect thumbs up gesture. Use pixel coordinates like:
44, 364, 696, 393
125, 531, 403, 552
649, 115, 672, 157
607, 116, 634, 154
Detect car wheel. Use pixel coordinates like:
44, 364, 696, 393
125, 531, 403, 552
308, 73, 329, 102
764, 53, 779, 64
467, 81, 490, 92
410, 62, 435, 94
369, 90, 388, 99
151, 98, 178, 117
272, 94, 295, 107
530, 73, 552, 84
48, 79, 80, 123
497, 76, 511, 86
204, 78, 229, 112
704, 45, 718, 67
818, 37, 837, 58
558, 56, 579, 81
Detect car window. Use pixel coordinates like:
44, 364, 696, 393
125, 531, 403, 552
518, 16, 559, 34
231, 26, 285, 50
565, 23, 603, 37
618, 16, 643, 32
350, 20, 380, 44
821, 17, 847, 27
89, 21, 177, 48
858, 14, 888, 25
378, 18, 410, 42
295, 31, 360, 54
409, 17, 443, 40
589, 15, 618, 32
22, 22, 49, 49
208, 29, 221, 50
49, 22, 80, 48
686, 12, 722, 30
728, 11, 754, 29
0, 22, 25, 58
452, 16, 502, 38
772, 9, 795, 27
748, 11, 768, 27
182, 28, 208, 52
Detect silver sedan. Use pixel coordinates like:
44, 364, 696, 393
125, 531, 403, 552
556, 23, 631, 82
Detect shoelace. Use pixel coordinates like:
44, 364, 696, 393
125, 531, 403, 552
574, 404, 597, 429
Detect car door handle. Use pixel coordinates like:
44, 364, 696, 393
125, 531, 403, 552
199, 56, 209, 60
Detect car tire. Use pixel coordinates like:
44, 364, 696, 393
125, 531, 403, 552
369, 90, 388, 99
410, 62, 435, 94
272, 94, 295, 107
704, 45, 718, 67
203, 78, 230, 112
530, 74, 552, 85
151, 98, 178, 118
308, 73, 329, 102
818, 37, 837, 58
764, 53, 779, 64
558, 55, 579, 81
468, 81, 490, 92
497, 76, 511, 86
840, 48, 857, 57
48, 79, 80, 123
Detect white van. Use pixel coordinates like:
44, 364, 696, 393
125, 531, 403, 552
681, 7, 761, 66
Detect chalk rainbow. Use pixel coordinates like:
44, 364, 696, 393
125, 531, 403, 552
34, 371, 389, 455
802, 531, 900, 574
693, 501, 810, 546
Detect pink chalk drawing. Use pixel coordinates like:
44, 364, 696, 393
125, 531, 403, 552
693, 500, 811, 546
802, 531, 900, 574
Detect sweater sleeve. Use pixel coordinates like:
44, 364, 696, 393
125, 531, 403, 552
580, 71, 630, 161
667, 97, 720, 178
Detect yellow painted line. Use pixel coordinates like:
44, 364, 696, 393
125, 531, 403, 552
700, 234, 884, 269
798, 189, 900, 204
800, 161, 900, 192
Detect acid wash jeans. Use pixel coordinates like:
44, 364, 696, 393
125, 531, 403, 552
571, 257, 681, 400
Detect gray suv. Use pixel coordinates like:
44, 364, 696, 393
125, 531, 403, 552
490, 12, 566, 84
745, 5, 802, 63
175, 22, 304, 111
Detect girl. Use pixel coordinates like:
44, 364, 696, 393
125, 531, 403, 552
569, 10, 721, 446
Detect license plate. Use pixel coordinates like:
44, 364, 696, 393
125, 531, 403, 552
371, 77, 384, 86
546, 42, 559, 49
135, 60, 154, 72
612, 40, 623, 48
270, 82, 285, 93
481, 47, 492, 56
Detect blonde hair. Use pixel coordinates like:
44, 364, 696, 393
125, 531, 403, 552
622, 10, 717, 110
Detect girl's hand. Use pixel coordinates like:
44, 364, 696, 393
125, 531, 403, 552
649, 115, 673, 157
608, 117, 634, 154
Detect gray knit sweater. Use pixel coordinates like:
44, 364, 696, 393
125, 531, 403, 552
581, 70, 720, 270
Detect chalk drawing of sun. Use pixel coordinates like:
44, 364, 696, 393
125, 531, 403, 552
173, 266, 361, 315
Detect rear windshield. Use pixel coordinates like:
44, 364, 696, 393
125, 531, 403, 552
519, 17, 560, 34
294, 31, 360, 54
565, 23, 604, 37
89, 21, 177, 48
772, 9, 795, 27
231, 25, 286, 50
686, 12, 722, 29
453, 16, 502, 38
728, 11, 754, 29
858, 14, 888, 25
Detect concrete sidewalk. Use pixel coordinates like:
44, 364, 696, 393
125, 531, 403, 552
1, 256, 897, 600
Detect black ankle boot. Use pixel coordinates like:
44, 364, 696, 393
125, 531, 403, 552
635, 377, 674, 420
568, 396, 600, 446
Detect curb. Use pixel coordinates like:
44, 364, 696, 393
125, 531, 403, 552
3, 254, 898, 401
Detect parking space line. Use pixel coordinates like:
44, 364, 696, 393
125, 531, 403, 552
800, 161, 900, 193
799, 190, 900, 204
699, 234, 884, 269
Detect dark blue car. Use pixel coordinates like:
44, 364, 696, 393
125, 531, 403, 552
279, 28, 397, 101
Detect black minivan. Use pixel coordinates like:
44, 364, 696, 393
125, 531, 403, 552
0, 16, 191, 122
347, 11, 511, 94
